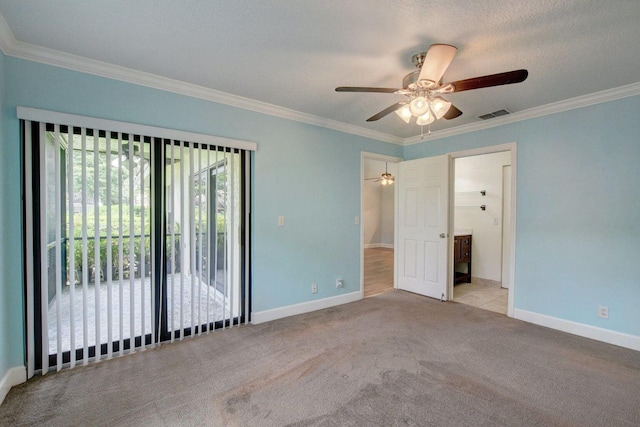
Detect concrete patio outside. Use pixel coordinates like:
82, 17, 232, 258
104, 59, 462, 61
47, 271, 231, 355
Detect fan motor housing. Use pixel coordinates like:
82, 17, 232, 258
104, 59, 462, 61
402, 70, 420, 89
403, 51, 429, 88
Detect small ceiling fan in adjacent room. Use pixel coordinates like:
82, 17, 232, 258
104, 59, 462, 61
365, 162, 394, 185
335, 44, 528, 132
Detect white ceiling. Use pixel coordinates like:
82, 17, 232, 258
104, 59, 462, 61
1, 1, 640, 142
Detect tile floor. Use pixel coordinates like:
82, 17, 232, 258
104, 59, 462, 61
453, 278, 508, 314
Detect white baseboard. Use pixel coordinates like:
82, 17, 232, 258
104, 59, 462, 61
364, 243, 394, 249
514, 309, 640, 352
252, 291, 362, 324
0, 366, 26, 406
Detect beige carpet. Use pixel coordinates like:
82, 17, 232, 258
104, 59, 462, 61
1, 290, 639, 426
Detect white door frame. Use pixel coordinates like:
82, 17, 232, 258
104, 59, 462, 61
448, 143, 517, 317
501, 165, 512, 290
360, 152, 403, 299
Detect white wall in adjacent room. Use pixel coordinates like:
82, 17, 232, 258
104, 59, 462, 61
455, 151, 511, 282
363, 177, 382, 246
363, 159, 395, 248
380, 177, 395, 247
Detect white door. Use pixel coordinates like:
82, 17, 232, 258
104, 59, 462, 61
396, 155, 449, 299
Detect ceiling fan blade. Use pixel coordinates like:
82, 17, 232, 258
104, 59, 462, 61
450, 69, 528, 93
443, 104, 463, 120
366, 102, 405, 122
335, 86, 400, 93
418, 44, 458, 84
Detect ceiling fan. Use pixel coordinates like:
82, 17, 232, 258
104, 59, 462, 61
365, 162, 394, 185
335, 44, 528, 127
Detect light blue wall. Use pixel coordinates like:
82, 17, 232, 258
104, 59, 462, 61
252, 123, 372, 309
0, 51, 21, 379
0, 56, 403, 373
405, 97, 640, 336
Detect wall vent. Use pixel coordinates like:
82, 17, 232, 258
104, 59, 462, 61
477, 109, 511, 120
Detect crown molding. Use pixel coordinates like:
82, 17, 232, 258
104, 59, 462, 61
0, 15, 403, 146
3, 13, 639, 148
0, 12, 16, 53
403, 81, 640, 145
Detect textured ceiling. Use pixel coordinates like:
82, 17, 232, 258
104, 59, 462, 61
1, 0, 640, 140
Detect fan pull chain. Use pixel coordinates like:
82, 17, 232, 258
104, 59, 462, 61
420, 124, 433, 140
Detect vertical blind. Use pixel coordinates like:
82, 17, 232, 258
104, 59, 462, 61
164, 140, 244, 341
21, 108, 254, 376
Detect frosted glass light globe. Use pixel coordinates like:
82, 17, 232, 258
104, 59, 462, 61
431, 96, 452, 120
416, 110, 434, 126
409, 96, 429, 116
395, 105, 412, 123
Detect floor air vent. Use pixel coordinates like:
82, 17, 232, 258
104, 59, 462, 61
477, 109, 511, 120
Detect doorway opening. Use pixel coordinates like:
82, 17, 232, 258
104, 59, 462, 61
361, 153, 401, 298
451, 149, 514, 315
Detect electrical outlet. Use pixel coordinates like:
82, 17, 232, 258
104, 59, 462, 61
599, 306, 609, 319
311, 283, 318, 294
336, 279, 344, 288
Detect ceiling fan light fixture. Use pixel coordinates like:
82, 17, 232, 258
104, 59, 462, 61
409, 96, 429, 116
380, 162, 395, 186
395, 105, 412, 123
381, 172, 394, 185
430, 96, 452, 120
416, 110, 434, 126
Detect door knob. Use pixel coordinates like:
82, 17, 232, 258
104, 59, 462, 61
439, 233, 446, 238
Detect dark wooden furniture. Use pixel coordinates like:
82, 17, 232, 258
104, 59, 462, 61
454, 234, 472, 284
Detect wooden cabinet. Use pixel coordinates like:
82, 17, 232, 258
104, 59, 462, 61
454, 234, 472, 284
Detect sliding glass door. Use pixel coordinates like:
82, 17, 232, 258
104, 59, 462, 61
29, 123, 154, 371
23, 117, 249, 375
163, 141, 244, 340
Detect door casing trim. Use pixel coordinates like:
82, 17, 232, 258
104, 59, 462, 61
360, 152, 403, 299
447, 142, 517, 317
